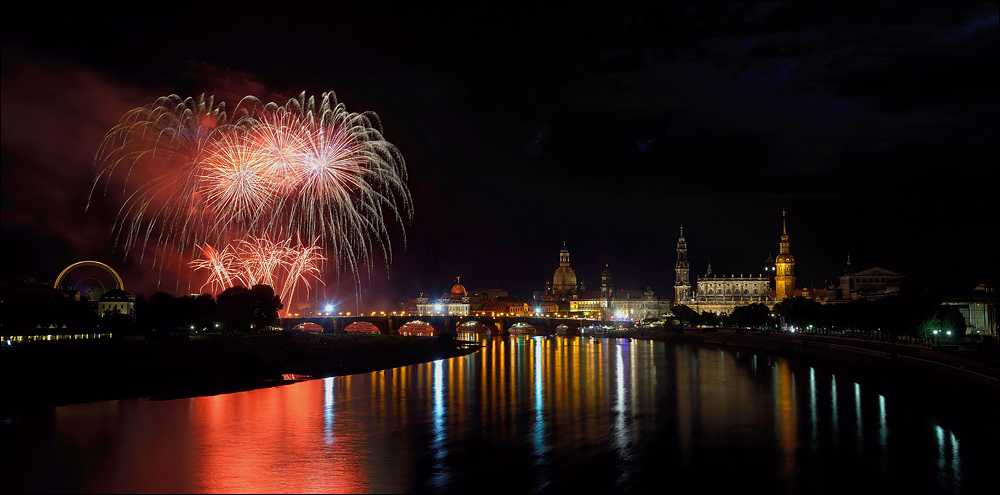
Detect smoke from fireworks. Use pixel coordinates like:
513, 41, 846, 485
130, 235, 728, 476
90, 91, 412, 310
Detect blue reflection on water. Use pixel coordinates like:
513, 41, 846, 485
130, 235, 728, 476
810, 368, 818, 449
324, 376, 334, 445
831, 375, 839, 442
855, 382, 863, 453
614, 339, 630, 488
936, 424, 963, 490
879, 395, 887, 450
533, 337, 549, 490
431, 359, 449, 489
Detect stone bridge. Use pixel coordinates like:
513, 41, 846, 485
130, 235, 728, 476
280, 314, 611, 337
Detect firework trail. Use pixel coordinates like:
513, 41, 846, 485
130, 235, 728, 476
91, 91, 412, 309
189, 244, 238, 294
190, 235, 326, 312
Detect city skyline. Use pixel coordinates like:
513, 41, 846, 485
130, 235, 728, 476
3, 3, 996, 310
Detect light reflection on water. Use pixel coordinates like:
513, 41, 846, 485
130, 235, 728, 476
1, 336, 991, 493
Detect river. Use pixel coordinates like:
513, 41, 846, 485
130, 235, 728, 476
1, 336, 994, 493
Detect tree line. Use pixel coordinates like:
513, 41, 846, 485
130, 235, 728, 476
104, 284, 284, 336
671, 292, 967, 340
7, 284, 283, 337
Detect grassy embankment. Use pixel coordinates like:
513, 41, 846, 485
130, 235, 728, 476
1, 333, 479, 411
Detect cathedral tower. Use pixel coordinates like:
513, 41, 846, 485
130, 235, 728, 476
674, 225, 691, 304
775, 210, 796, 300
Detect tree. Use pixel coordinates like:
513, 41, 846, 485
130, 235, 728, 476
671, 305, 700, 326
249, 285, 283, 331
217, 286, 253, 333
101, 307, 137, 334
216, 285, 282, 333
725, 303, 771, 328
919, 305, 967, 340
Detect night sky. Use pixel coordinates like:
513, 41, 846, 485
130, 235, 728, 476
2, 3, 997, 311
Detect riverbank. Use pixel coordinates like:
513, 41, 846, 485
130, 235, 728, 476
1, 333, 480, 412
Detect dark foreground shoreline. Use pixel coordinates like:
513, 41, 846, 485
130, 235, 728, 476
1, 333, 480, 412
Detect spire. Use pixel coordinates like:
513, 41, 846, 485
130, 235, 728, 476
778, 210, 791, 254
781, 209, 788, 240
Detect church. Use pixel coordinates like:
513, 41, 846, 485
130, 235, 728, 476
675, 211, 796, 315
543, 243, 670, 320
415, 277, 471, 316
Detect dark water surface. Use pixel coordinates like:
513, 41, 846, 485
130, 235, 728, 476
2, 336, 994, 493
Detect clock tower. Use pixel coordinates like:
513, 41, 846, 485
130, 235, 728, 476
775, 210, 796, 300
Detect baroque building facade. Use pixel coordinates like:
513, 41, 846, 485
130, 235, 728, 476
415, 277, 471, 316
567, 263, 670, 320
674, 212, 795, 314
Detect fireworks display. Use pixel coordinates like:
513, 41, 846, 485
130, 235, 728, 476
90, 92, 412, 311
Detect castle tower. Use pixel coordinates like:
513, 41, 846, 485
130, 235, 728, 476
775, 210, 796, 300
601, 264, 614, 299
674, 225, 691, 304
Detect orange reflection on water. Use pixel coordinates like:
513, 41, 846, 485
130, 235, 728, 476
189, 381, 370, 493
776, 359, 799, 479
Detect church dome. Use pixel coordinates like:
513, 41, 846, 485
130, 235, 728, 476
775, 253, 795, 264
450, 281, 467, 298
553, 267, 577, 292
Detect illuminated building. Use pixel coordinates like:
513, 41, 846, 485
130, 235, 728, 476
674, 225, 691, 303
550, 242, 578, 299
97, 288, 135, 317
689, 272, 774, 315
943, 284, 997, 336
415, 277, 470, 316
675, 222, 777, 315
601, 264, 614, 299
775, 210, 796, 301
608, 287, 671, 321
838, 266, 903, 301
568, 265, 670, 320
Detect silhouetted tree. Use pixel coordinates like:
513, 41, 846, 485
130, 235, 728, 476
217, 285, 282, 333
100, 307, 137, 334
725, 303, 771, 328
217, 286, 253, 333
249, 285, 282, 331
671, 305, 699, 325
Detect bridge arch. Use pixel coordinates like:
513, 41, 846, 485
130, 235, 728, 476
54, 261, 124, 291
399, 319, 437, 336
344, 321, 380, 334
457, 320, 492, 337
555, 323, 580, 336
508, 321, 538, 335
